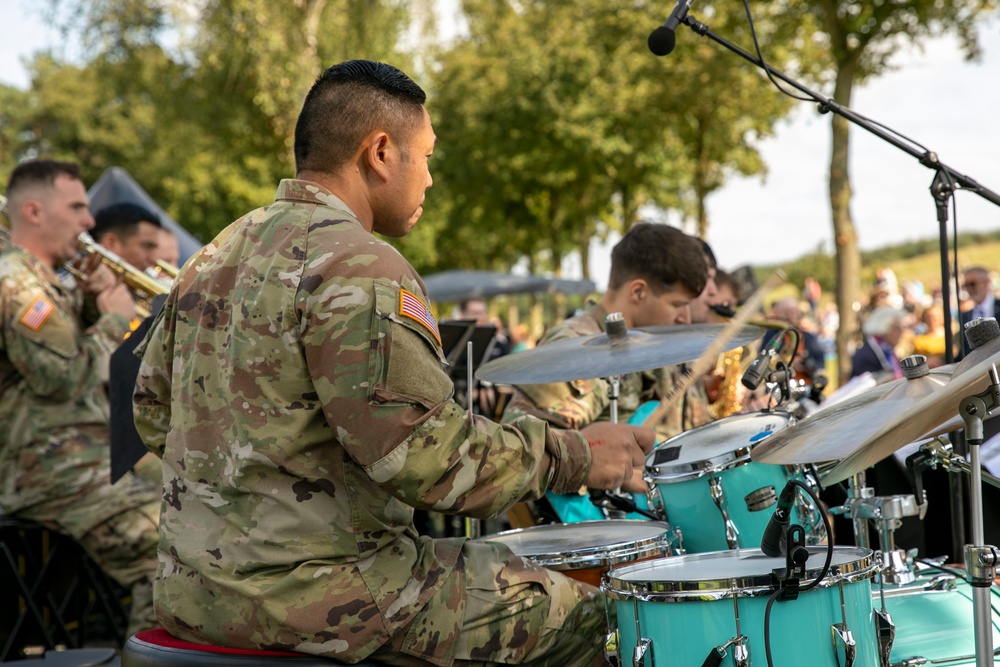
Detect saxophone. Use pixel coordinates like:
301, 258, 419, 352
710, 347, 745, 419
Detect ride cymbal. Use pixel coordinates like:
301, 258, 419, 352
823, 346, 999, 484
750, 356, 954, 467
476, 322, 765, 385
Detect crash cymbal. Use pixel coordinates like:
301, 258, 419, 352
821, 323, 1000, 484
475, 322, 766, 385
751, 356, 954, 466
917, 317, 1000, 438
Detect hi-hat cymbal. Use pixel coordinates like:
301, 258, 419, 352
751, 358, 954, 467
475, 323, 766, 385
822, 357, 996, 484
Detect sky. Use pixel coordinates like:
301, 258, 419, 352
1, 1, 999, 288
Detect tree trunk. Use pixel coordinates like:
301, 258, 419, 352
580, 229, 592, 282
829, 62, 862, 387
694, 121, 710, 239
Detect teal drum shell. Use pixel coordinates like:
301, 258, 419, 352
603, 547, 880, 667
645, 411, 807, 553
879, 569, 1000, 665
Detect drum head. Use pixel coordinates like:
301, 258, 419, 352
647, 411, 792, 477
477, 520, 674, 570
605, 547, 875, 598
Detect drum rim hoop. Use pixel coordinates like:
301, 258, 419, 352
646, 449, 752, 481
476, 520, 678, 570
645, 411, 793, 476
601, 547, 876, 600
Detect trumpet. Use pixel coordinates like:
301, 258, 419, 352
70, 232, 171, 319
1, 195, 169, 319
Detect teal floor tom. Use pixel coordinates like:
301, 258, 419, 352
604, 547, 881, 667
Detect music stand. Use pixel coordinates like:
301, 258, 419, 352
439, 319, 477, 367
440, 320, 499, 377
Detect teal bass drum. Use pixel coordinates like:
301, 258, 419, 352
879, 568, 1000, 666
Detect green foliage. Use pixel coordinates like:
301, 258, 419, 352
7, 0, 996, 289
12, 1, 415, 242
418, 0, 813, 276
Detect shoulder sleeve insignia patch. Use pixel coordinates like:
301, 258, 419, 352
399, 288, 441, 346
19, 296, 55, 331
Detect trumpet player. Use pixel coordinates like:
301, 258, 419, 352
0, 159, 160, 637
92, 201, 162, 272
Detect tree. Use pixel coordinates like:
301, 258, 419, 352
422, 0, 808, 279
25, 0, 418, 241
802, 0, 994, 381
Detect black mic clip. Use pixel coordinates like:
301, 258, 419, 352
904, 446, 936, 509
773, 524, 808, 601
589, 489, 659, 521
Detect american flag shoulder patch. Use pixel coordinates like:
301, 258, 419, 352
19, 296, 55, 331
398, 289, 441, 346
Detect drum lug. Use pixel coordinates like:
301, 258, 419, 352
729, 636, 750, 667
708, 476, 741, 549
831, 623, 857, 667
920, 573, 957, 591
705, 636, 750, 667
673, 526, 686, 555
873, 609, 895, 667
605, 630, 620, 667
632, 636, 652, 667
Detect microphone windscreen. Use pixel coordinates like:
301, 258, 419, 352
647, 26, 676, 56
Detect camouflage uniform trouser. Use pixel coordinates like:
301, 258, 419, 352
12, 427, 160, 638
373, 539, 610, 667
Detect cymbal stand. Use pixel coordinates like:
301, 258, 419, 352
464, 341, 481, 539
957, 363, 1000, 667
831, 474, 923, 584
603, 311, 627, 427
913, 436, 1000, 491
607, 375, 621, 425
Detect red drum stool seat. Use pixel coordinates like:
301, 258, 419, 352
122, 628, 387, 666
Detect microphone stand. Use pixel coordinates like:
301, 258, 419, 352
675, 11, 1000, 562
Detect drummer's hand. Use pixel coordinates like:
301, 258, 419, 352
620, 467, 649, 494
580, 422, 655, 490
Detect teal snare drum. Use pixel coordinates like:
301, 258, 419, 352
878, 569, 1000, 666
645, 411, 821, 553
604, 547, 881, 667
476, 520, 679, 588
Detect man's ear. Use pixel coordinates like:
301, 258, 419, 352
20, 198, 43, 226
101, 233, 123, 252
628, 278, 649, 303
363, 131, 393, 182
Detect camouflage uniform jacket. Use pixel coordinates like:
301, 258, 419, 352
502, 305, 714, 439
132, 180, 591, 664
0, 245, 131, 513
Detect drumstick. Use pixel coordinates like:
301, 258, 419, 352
641, 269, 786, 429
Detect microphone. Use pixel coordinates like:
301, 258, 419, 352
760, 481, 797, 557
648, 0, 696, 56
741, 332, 784, 391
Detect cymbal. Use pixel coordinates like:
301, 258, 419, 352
822, 358, 997, 484
915, 323, 1000, 438
475, 323, 766, 385
750, 359, 954, 467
